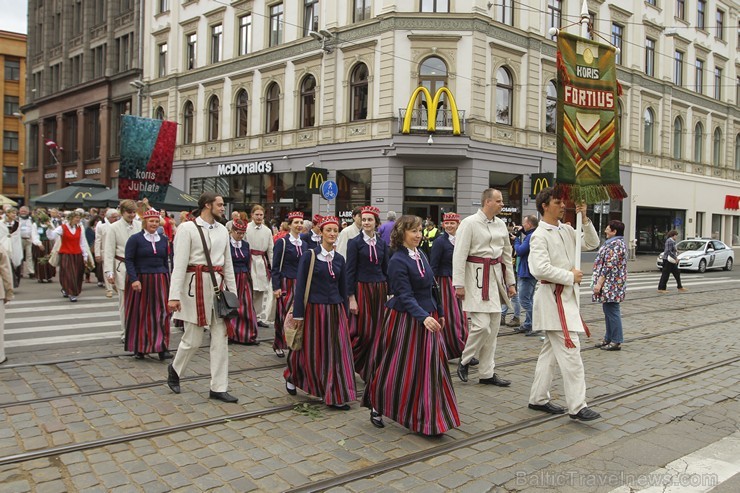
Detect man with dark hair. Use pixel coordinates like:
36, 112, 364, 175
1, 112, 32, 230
167, 193, 238, 402
246, 204, 275, 329
335, 206, 362, 258
514, 214, 540, 336
527, 187, 601, 421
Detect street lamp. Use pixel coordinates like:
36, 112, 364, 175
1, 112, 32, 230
129, 79, 145, 116
308, 30, 335, 54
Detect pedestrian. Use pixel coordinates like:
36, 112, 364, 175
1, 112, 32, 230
273, 221, 290, 243
657, 230, 686, 293
271, 211, 306, 357
430, 212, 467, 360
0, 245, 13, 365
421, 218, 440, 256
377, 210, 396, 246
3, 208, 23, 288
453, 189, 516, 387
47, 211, 92, 302
31, 209, 56, 283
366, 215, 459, 435
225, 211, 240, 231
226, 219, 259, 345
167, 193, 239, 403
300, 214, 322, 250
335, 207, 362, 258
283, 216, 356, 411
246, 205, 275, 329
513, 215, 539, 336
527, 187, 601, 421
346, 205, 389, 381
18, 206, 35, 279
96, 209, 119, 297
104, 200, 142, 342
86, 215, 105, 287
124, 208, 172, 360
592, 220, 627, 352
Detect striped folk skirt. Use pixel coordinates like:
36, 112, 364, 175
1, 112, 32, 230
273, 277, 296, 351
283, 303, 357, 406
227, 271, 259, 344
350, 280, 388, 382
436, 276, 468, 360
33, 240, 56, 281
124, 273, 171, 354
368, 309, 460, 436
58, 253, 84, 296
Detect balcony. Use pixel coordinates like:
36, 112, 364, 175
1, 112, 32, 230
397, 108, 466, 135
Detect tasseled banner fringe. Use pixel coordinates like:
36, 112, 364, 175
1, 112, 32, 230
554, 183, 628, 203
557, 51, 571, 86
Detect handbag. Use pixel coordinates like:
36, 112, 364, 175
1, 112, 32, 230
48, 236, 62, 268
195, 224, 239, 320
283, 250, 315, 351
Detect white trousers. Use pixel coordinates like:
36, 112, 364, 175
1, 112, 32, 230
172, 310, 229, 393
253, 289, 276, 323
22, 238, 34, 276
460, 311, 501, 379
529, 331, 588, 415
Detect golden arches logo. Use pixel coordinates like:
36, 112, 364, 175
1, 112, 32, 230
508, 179, 521, 197
308, 171, 325, 190
401, 86, 462, 136
74, 192, 92, 199
531, 176, 552, 199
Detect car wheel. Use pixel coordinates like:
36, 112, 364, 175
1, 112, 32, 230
698, 259, 707, 273
724, 258, 733, 271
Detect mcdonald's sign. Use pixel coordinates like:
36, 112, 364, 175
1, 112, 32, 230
306, 167, 328, 194
508, 178, 522, 198
74, 192, 93, 199
401, 86, 462, 136
530, 173, 554, 199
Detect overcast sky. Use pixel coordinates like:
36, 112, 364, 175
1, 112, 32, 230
0, 0, 27, 34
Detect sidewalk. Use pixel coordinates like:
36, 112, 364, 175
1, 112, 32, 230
581, 252, 658, 275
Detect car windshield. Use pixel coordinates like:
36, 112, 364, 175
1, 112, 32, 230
676, 240, 706, 252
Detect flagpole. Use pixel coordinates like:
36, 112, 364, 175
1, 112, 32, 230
574, 0, 590, 305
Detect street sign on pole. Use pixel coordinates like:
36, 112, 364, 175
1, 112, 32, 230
320, 180, 338, 201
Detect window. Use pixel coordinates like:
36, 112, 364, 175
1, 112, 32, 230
3, 131, 18, 152
646, 0, 655, 5
420, 0, 449, 13
349, 63, 368, 121
611, 24, 624, 65
207, 96, 219, 141
714, 68, 722, 100
697, 0, 705, 30
270, 4, 284, 47
154, 106, 165, 120
83, 106, 101, 161
235, 90, 249, 137
211, 25, 223, 64
4, 96, 19, 116
736, 134, 740, 171
618, 101, 623, 137
645, 38, 655, 77
158, 43, 168, 77
52, 10, 62, 44
110, 100, 130, 157
72, 0, 83, 34
70, 55, 83, 86
63, 112, 78, 163
117, 33, 133, 73
300, 75, 316, 128
183, 101, 194, 144
238, 15, 252, 56
587, 11, 596, 40
694, 122, 703, 163
497, 0, 513, 26
3, 167, 18, 187
158, 0, 169, 14
265, 83, 280, 133
673, 117, 683, 159
28, 124, 39, 169
186, 33, 197, 70
50, 63, 62, 92
4, 58, 20, 80
419, 56, 448, 95
713, 128, 722, 166
93, 0, 106, 25
695, 59, 703, 94
495, 67, 513, 125
43, 118, 58, 167
674, 51, 684, 86
303, 0, 319, 37
91, 44, 106, 79
354, 0, 371, 22
546, 80, 557, 134
548, 0, 562, 39
716, 10, 724, 40
676, 0, 685, 20
643, 108, 654, 154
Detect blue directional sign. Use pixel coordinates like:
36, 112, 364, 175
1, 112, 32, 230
673, 217, 683, 227
321, 180, 338, 201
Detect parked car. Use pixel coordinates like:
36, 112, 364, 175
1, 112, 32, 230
656, 239, 734, 272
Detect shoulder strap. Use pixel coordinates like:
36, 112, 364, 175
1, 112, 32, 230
303, 250, 316, 307
195, 224, 220, 293
280, 237, 286, 271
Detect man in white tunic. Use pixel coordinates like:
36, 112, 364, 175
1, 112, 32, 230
334, 207, 362, 258
96, 209, 119, 298
167, 193, 238, 403
245, 205, 274, 326
18, 207, 35, 279
453, 188, 516, 386
104, 200, 141, 342
527, 187, 601, 421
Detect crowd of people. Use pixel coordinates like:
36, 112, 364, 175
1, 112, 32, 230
0, 186, 635, 434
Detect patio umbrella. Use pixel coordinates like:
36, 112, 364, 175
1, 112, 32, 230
32, 179, 110, 209
149, 185, 199, 212
83, 188, 120, 208
0, 195, 18, 206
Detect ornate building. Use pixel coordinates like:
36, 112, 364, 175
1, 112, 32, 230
1, 30, 26, 203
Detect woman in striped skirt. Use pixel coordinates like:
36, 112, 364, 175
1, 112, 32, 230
346, 205, 389, 382
32, 210, 56, 283
271, 211, 305, 357
367, 215, 460, 435
430, 212, 467, 360
284, 216, 356, 409
47, 211, 91, 302
227, 219, 259, 345
123, 209, 172, 360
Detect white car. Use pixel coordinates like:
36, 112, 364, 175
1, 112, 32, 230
656, 239, 734, 272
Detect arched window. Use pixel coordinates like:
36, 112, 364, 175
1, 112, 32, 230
350, 63, 368, 121
736, 134, 740, 171
265, 82, 280, 133
495, 67, 513, 125
713, 128, 722, 166
183, 101, 194, 144
419, 56, 448, 95
694, 122, 704, 163
300, 75, 316, 128
207, 96, 219, 141
643, 108, 654, 154
235, 89, 249, 137
154, 106, 165, 120
673, 117, 683, 159
545, 80, 556, 133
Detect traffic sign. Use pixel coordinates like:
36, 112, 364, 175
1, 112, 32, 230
320, 180, 338, 201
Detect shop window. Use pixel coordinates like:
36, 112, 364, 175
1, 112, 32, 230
712, 128, 722, 167
300, 75, 316, 128
643, 108, 654, 154
696, 212, 704, 238
208, 96, 219, 141
495, 67, 513, 125
235, 90, 249, 137
711, 214, 722, 240
673, 117, 683, 159
545, 80, 556, 134
336, 169, 371, 217
189, 177, 230, 198
183, 101, 194, 144
265, 83, 280, 133
350, 63, 368, 121
694, 122, 703, 163
732, 217, 740, 246
404, 168, 456, 223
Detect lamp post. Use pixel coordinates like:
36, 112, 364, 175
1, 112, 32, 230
129, 79, 145, 116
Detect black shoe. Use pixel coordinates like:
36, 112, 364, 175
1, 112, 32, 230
209, 391, 239, 403
285, 380, 297, 396
328, 403, 350, 411
158, 351, 173, 361
370, 410, 385, 428
601, 343, 621, 351
69, 296, 78, 302
479, 374, 511, 387
97, 282, 104, 287
528, 402, 566, 414
569, 407, 601, 421
61, 289, 68, 298
134, 352, 145, 359
274, 348, 285, 358
525, 330, 543, 337
513, 326, 528, 333
257, 321, 269, 328
457, 361, 469, 382
167, 364, 180, 394
469, 358, 479, 367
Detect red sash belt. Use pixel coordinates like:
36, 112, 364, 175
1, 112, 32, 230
466, 255, 504, 301
540, 281, 590, 348
187, 265, 223, 326
250, 249, 271, 280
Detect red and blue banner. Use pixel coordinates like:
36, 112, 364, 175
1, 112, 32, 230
118, 115, 177, 202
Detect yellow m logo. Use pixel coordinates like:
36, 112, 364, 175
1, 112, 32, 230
74, 192, 92, 199
401, 86, 461, 136
531, 177, 551, 199
308, 171, 325, 190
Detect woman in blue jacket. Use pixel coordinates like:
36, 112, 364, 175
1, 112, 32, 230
226, 219, 259, 345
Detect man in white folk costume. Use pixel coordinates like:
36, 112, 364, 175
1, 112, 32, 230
245, 205, 274, 328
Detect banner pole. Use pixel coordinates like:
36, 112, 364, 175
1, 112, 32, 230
574, 0, 590, 305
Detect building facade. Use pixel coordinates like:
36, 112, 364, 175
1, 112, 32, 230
22, 0, 143, 201
1, 30, 26, 204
